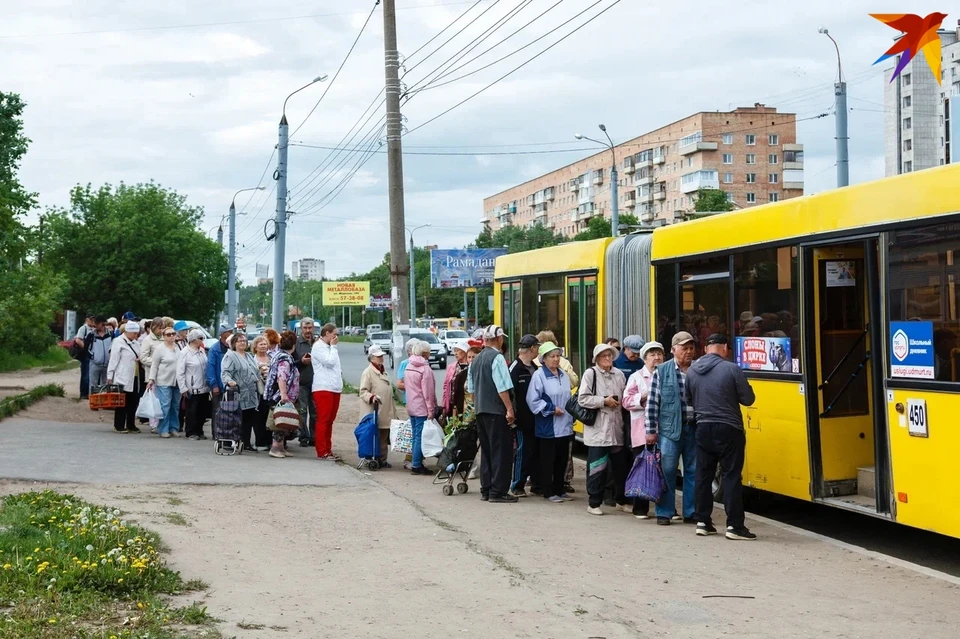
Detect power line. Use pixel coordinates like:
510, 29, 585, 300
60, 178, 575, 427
290, 141, 606, 155
401, 0, 504, 76
289, 0, 381, 139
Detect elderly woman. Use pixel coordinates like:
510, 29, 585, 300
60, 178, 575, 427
404, 340, 438, 476
106, 321, 143, 434
578, 342, 628, 516
177, 329, 210, 440
621, 341, 665, 519
173, 320, 190, 351
221, 332, 261, 452
263, 328, 281, 359
359, 345, 397, 467
526, 341, 574, 503
396, 337, 420, 470
442, 341, 470, 418
265, 330, 300, 458
251, 335, 273, 451
147, 325, 181, 438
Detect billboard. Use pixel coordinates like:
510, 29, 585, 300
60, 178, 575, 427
735, 336, 795, 372
322, 281, 370, 306
430, 248, 507, 289
368, 295, 392, 309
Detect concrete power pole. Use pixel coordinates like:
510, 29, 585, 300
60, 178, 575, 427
383, 0, 409, 326
820, 28, 849, 188
229, 201, 238, 327
272, 117, 289, 332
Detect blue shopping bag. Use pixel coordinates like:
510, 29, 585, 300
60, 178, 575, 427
624, 445, 668, 502
354, 410, 380, 460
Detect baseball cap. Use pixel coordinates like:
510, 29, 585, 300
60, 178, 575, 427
705, 333, 729, 346
218, 323, 234, 335
483, 324, 505, 339
671, 331, 695, 347
518, 334, 539, 348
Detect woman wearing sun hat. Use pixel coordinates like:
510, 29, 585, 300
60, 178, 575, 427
526, 341, 574, 503
577, 342, 628, 515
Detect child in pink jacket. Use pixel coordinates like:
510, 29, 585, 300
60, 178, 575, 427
404, 340, 438, 475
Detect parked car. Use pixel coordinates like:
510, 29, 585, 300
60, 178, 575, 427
363, 331, 392, 355
392, 327, 447, 369
438, 329, 469, 352
366, 324, 382, 336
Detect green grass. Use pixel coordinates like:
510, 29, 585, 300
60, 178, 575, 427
341, 379, 359, 395
0, 383, 65, 421
0, 490, 218, 638
0, 345, 72, 373
337, 335, 366, 344
163, 513, 190, 527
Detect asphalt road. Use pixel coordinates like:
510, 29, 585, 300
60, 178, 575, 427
337, 341, 447, 400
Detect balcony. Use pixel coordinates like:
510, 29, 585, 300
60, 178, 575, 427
622, 158, 635, 174
593, 170, 604, 185
526, 194, 535, 206
634, 175, 653, 187
679, 141, 718, 155
635, 158, 652, 169
783, 168, 804, 190
544, 186, 555, 201
569, 179, 581, 192
654, 190, 666, 201
653, 155, 665, 165
534, 210, 547, 224
680, 170, 720, 194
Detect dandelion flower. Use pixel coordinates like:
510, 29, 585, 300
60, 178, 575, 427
86, 545, 94, 552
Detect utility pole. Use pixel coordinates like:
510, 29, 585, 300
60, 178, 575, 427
383, 0, 409, 327
228, 187, 264, 328
408, 234, 416, 326
600, 124, 619, 238
463, 289, 468, 328
819, 28, 849, 187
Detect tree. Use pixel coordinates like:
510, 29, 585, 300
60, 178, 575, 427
572, 213, 640, 241
474, 223, 566, 253
694, 188, 734, 213
0, 92, 37, 268
45, 182, 228, 323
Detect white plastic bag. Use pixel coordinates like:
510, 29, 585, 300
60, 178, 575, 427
136, 388, 163, 421
420, 418, 445, 458
390, 419, 412, 454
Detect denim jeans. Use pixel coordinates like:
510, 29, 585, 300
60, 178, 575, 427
154, 385, 181, 435
410, 415, 426, 469
89, 362, 108, 395
655, 423, 697, 519
79, 358, 90, 398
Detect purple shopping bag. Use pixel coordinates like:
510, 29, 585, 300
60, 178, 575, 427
624, 445, 668, 502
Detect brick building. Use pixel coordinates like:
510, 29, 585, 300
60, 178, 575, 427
483, 104, 804, 236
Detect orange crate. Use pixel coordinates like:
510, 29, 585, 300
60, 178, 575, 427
89, 386, 125, 411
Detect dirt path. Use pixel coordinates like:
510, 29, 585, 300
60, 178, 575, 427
0, 364, 81, 397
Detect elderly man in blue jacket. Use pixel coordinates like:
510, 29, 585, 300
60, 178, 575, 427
205, 324, 235, 422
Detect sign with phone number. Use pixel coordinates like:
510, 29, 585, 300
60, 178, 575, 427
322, 281, 370, 306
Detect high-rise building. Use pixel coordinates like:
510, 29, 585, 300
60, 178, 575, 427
291, 258, 326, 282
884, 23, 960, 176
482, 104, 804, 236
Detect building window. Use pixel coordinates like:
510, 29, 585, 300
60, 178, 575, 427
903, 139, 912, 151
722, 133, 733, 144
746, 134, 756, 145
725, 192, 734, 203
723, 172, 733, 184
769, 154, 779, 164
768, 134, 779, 145
746, 173, 756, 183
888, 223, 960, 383
746, 193, 756, 204
902, 73, 911, 86
769, 192, 780, 202
903, 95, 912, 108
769, 173, 779, 183
722, 153, 733, 164
904, 161, 913, 172
733, 246, 800, 373
746, 154, 756, 165
903, 117, 912, 130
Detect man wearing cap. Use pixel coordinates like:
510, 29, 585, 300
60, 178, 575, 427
294, 317, 317, 447
467, 325, 517, 503
645, 331, 698, 525
508, 334, 540, 497
687, 333, 756, 540
206, 324, 234, 419
74, 313, 96, 399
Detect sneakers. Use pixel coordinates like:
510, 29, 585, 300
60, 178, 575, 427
634, 513, 651, 520
480, 494, 489, 502
563, 484, 576, 494
656, 517, 671, 526
160, 433, 171, 439
403, 460, 413, 470
726, 526, 757, 540
696, 522, 718, 536
489, 494, 519, 503
379, 461, 393, 469
187, 435, 200, 441
127, 427, 141, 434
614, 503, 632, 513
269, 450, 286, 459
410, 466, 432, 475
671, 514, 682, 521
682, 517, 697, 524
548, 495, 565, 503
557, 493, 573, 501
509, 489, 528, 498
586, 506, 604, 516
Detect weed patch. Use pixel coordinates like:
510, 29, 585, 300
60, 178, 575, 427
0, 383, 65, 421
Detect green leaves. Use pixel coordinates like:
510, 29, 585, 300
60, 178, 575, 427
693, 188, 734, 213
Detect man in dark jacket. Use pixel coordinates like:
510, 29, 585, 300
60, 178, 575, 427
294, 317, 317, 447
508, 334, 539, 497
686, 333, 756, 541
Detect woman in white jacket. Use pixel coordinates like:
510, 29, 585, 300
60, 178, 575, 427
147, 327, 181, 438
177, 330, 210, 440
106, 321, 143, 434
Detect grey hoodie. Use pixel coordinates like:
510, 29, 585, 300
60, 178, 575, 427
686, 353, 756, 429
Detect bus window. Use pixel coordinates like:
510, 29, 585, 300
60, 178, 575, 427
656, 264, 678, 353
537, 276, 565, 350
680, 257, 731, 357
889, 224, 960, 383
734, 246, 800, 373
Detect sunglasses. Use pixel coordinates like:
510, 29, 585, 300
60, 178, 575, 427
163, 332, 175, 336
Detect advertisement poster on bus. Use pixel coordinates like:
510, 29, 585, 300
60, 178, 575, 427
735, 336, 793, 372
322, 281, 370, 306
889, 320, 935, 379
430, 248, 507, 288
825, 260, 857, 287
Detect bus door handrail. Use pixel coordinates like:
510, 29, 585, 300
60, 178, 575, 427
820, 352, 871, 418
818, 325, 869, 390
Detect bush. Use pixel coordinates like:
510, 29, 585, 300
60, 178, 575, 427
0, 266, 64, 357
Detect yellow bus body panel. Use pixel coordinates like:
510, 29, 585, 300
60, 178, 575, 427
887, 389, 960, 537
741, 379, 811, 501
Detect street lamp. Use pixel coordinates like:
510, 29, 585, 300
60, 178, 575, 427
272, 74, 328, 331
819, 27, 848, 188
227, 186, 265, 327
575, 124, 619, 237
406, 223, 431, 326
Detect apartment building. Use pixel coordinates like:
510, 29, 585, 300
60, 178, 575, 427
884, 21, 960, 176
291, 258, 326, 282
482, 104, 804, 236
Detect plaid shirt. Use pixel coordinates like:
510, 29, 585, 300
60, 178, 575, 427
644, 360, 695, 435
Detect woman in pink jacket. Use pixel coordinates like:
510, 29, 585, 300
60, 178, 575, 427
621, 341, 664, 519
404, 340, 438, 475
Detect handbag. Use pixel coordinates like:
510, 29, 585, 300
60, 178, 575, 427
267, 401, 301, 433
389, 419, 413, 454
565, 367, 598, 426
624, 445, 668, 502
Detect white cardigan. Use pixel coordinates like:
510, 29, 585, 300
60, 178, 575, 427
107, 335, 141, 390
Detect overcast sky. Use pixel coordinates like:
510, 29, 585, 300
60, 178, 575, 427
3, 0, 922, 283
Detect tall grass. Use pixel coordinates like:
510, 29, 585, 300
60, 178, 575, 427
0, 345, 72, 373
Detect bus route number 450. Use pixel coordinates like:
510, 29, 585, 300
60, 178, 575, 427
907, 399, 929, 438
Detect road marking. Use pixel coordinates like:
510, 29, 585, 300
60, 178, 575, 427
748, 513, 960, 586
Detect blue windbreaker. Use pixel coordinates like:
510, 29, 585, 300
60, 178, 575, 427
526, 365, 573, 438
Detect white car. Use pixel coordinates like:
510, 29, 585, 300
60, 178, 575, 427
438, 329, 469, 352
392, 326, 448, 369
363, 331, 392, 355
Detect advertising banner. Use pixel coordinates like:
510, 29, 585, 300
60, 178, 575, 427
322, 281, 370, 306
890, 321, 935, 379
368, 295, 392, 309
735, 336, 794, 372
825, 260, 856, 287
430, 248, 507, 289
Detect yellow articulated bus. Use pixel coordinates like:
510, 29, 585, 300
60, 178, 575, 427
494, 163, 960, 539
